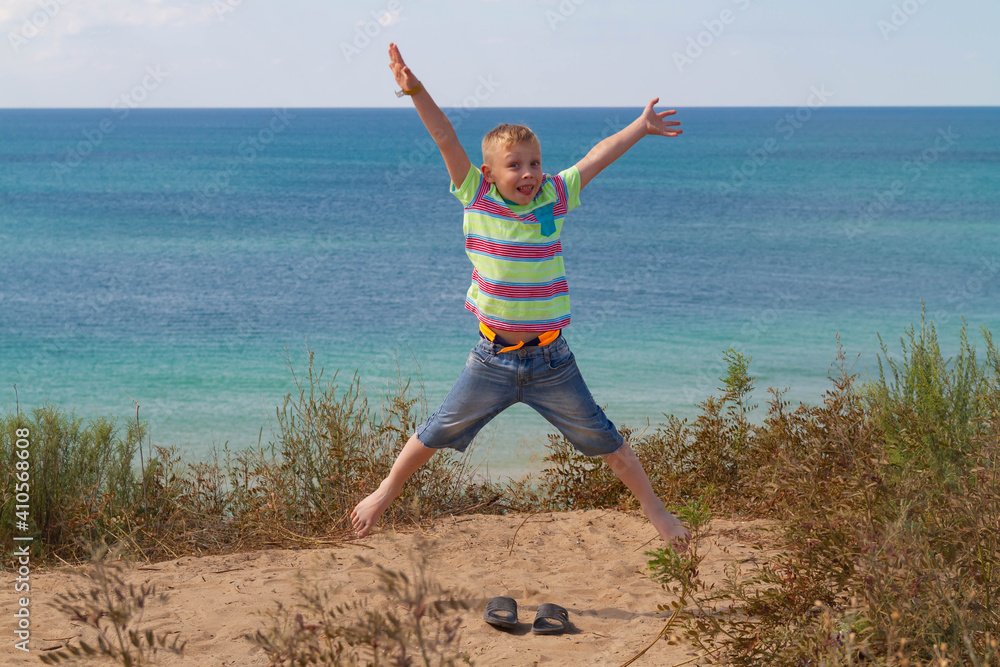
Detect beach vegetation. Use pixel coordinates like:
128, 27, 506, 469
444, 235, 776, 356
644, 314, 1000, 665
3, 312, 999, 664
1, 407, 148, 562
40, 543, 186, 666
231, 352, 505, 542
252, 540, 472, 666
0, 352, 510, 565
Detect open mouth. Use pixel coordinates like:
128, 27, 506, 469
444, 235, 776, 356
517, 184, 534, 197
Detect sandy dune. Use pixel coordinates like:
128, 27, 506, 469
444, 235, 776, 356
2, 510, 772, 666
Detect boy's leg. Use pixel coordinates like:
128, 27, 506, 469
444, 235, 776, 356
602, 442, 690, 551
351, 337, 518, 538
523, 337, 690, 550
351, 433, 436, 537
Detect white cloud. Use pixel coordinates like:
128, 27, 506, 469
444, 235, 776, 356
1, 0, 215, 37
380, 9, 402, 27
355, 9, 401, 28
3, 0, 216, 69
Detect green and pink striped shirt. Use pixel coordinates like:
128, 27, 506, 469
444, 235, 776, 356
451, 164, 582, 332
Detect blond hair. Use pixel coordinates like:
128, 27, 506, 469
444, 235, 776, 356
481, 123, 539, 164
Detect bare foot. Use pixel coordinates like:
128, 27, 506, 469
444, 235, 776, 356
646, 506, 691, 553
350, 481, 397, 538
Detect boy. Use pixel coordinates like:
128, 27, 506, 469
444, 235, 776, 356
351, 43, 691, 551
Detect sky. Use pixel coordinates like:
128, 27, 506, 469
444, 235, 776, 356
1, 0, 998, 108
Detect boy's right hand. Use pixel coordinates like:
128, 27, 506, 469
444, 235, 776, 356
387, 42, 472, 187
389, 43, 420, 91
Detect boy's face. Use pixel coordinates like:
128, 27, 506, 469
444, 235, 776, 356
482, 141, 543, 206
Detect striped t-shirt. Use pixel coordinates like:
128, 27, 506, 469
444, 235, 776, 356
451, 163, 582, 332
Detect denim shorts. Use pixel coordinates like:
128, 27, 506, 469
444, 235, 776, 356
415, 335, 625, 457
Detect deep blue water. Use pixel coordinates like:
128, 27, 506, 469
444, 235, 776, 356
2, 107, 998, 475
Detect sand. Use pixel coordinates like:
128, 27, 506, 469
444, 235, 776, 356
2, 511, 772, 666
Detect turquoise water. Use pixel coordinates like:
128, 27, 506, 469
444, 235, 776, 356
2, 107, 998, 476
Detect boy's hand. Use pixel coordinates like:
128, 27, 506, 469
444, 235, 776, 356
639, 97, 682, 137
575, 98, 682, 189
389, 42, 420, 91
387, 43, 472, 188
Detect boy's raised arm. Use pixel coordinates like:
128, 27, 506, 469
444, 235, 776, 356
573, 98, 682, 190
389, 43, 472, 188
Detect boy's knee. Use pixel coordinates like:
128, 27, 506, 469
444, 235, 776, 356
602, 441, 636, 467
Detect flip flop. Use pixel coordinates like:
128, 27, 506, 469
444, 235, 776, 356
483, 596, 518, 629
531, 603, 569, 635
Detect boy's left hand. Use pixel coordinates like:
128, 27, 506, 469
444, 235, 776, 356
639, 98, 682, 137
575, 97, 682, 189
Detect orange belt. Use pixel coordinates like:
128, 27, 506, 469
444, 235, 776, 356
479, 322, 561, 353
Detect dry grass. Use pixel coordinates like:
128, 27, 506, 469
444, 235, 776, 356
4, 313, 999, 665
251, 538, 472, 666
0, 352, 512, 566
39, 544, 185, 666
641, 318, 1000, 666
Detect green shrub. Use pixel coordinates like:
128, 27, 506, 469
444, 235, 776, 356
868, 309, 990, 483
6, 314, 1000, 665
228, 351, 506, 540
1, 351, 510, 566
537, 349, 776, 515
658, 322, 1000, 666
1, 407, 142, 561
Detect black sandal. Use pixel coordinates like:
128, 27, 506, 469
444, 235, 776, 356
483, 596, 518, 629
531, 603, 569, 634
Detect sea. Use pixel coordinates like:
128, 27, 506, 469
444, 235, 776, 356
1, 107, 998, 477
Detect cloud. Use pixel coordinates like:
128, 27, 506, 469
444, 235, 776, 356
381, 11, 402, 27
1, 0, 215, 37
360, 8, 401, 28
3, 0, 216, 68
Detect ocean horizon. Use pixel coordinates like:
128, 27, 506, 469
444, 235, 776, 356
2, 106, 998, 476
